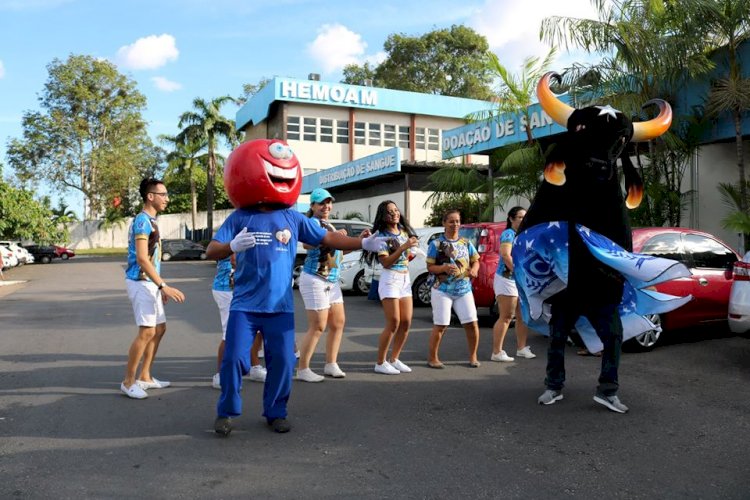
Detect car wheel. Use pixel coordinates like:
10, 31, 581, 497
489, 299, 499, 322
162, 252, 172, 262
199, 252, 207, 260
628, 313, 662, 351
61, 253, 69, 260
41, 255, 51, 264
412, 274, 431, 307
353, 270, 370, 295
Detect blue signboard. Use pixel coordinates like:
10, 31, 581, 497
442, 100, 568, 159
302, 148, 401, 193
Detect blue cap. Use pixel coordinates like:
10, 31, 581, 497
310, 188, 335, 204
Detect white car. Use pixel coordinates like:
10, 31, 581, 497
0, 245, 19, 269
0, 241, 32, 265
728, 250, 750, 333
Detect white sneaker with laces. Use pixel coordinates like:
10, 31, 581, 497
516, 346, 537, 359
121, 382, 148, 399
297, 367, 324, 382
249, 365, 267, 382
389, 359, 412, 373
374, 361, 400, 375
212, 373, 221, 389
323, 363, 346, 378
136, 377, 171, 390
490, 350, 515, 362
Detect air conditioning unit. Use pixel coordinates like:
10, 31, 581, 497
308, 73, 321, 81
363, 78, 373, 87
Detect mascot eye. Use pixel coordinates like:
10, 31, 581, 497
268, 143, 292, 159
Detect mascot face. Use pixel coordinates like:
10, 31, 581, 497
223, 139, 301, 208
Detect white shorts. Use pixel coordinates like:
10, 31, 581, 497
493, 274, 518, 297
431, 288, 478, 325
212, 290, 232, 340
299, 272, 343, 310
378, 268, 412, 300
126, 279, 165, 327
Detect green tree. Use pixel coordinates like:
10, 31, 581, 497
6, 54, 158, 219
239, 77, 273, 104
423, 194, 485, 227
341, 62, 377, 87
177, 96, 240, 235
342, 25, 495, 100
0, 182, 65, 243
159, 133, 208, 233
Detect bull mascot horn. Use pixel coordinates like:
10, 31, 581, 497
536, 71, 672, 208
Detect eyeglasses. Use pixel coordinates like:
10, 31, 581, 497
150, 192, 169, 197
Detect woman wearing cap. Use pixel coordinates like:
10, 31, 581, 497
296, 188, 350, 382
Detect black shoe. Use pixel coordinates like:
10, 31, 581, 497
268, 418, 291, 433
214, 417, 232, 436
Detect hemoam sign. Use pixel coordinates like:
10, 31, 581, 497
302, 148, 401, 192
442, 101, 568, 158
280, 80, 378, 107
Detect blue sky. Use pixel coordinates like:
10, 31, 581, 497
0, 0, 598, 217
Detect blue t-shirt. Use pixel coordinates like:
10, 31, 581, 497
213, 257, 233, 292
495, 228, 516, 276
376, 229, 412, 272
426, 235, 479, 297
213, 208, 326, 313
302, 217, 342, 283
125, 212, 161, 281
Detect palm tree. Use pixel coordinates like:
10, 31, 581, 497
159, 133, 208, 234
178, 96, 240, 235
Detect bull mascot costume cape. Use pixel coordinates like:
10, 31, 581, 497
208, 139, 369, 436
512, 72, 692, 413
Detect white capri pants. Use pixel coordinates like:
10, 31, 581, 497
212, 289, 232, 340
378, 268, 412, 299
126, 279, 165, 327
431, 288, 478, 325
493, 273, 518, 297
299, 272, 344, 310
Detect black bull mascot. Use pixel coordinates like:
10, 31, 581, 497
512, 72, 678, 413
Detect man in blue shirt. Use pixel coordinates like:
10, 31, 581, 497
121, 178, 185, 399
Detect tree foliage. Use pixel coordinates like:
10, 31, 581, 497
342, 25, 495, 100
423, 194, 486, 227
0, 182, 65, 243
6, 54, 159, 219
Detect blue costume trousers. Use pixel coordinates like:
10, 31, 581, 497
217, 311, 296, 421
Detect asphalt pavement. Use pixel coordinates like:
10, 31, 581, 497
0, 257, 748, 499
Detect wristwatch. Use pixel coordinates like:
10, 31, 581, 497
158, 282, 167, 289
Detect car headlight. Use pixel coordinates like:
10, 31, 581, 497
340, 261, 357, 271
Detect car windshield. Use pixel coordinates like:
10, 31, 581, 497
458, 227, 480, 249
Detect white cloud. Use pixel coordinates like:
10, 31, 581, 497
151, 76, 182, 92
469, 0, 600, 70
116, 34, 179, 70
0, 60, 5, 79
307, 24, 368, 74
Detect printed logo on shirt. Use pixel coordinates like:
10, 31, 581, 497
275, 229, 292, 244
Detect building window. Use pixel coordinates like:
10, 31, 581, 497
368, 123, 382, 146
336, 120, 349, 144
320, 118, 333, 143
428, 128, 440, 151
287, 116, 300, 141
415, 127, 426, 149
354, 122, 366, 145
303, 117, 317, 141
384, 124, 396, 147
398, 125, 410, 148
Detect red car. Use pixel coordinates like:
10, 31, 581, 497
54, 245, 75, 260
458, 221, 507, 313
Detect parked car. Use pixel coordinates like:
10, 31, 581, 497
727, 251, 750, 334
23, 244, 58, 264
53, 245, 75, 260
0, 241, 28, 265
458, 222, 508, 316
161, 239, 207, 261
1, 245, 17, 269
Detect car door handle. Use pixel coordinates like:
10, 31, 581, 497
698, 277, 709, 286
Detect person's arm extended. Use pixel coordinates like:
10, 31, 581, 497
207, 241, 232, 260
135, 239, 185, 303
320, 230, 364, 251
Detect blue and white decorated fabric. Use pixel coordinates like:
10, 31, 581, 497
512, 222, 693, 353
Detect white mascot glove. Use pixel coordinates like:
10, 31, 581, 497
361, 233, 386, 253
230, 227, 256, 253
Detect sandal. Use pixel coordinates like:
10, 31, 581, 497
427, 361, 445, 369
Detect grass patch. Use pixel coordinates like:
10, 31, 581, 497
75, 248, 128, 256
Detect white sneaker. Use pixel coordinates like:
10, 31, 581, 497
516, 346, 537, 359
296, 367, 324, 382
374, 361, 400, 375
212, 373, 221, 390
323, 363, 346, 378
121, 382, 148, 399
249, 365, 267, 382
136, 377, 171, 389
490, 350, 515, 362
390, 359, 412, 373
